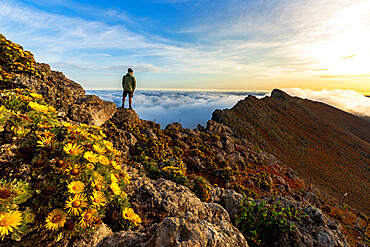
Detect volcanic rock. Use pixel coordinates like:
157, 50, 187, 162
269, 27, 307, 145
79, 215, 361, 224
69, 95, 116, 126
110, 107, 141, 128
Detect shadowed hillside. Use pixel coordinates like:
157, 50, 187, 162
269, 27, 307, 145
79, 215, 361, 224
212, 89, 370, 215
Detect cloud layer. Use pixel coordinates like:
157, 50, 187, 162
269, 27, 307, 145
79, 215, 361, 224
87, 90, 266, 128
282, 88, 370, 117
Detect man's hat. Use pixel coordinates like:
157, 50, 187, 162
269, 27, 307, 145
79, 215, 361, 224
128, 68, 133, 73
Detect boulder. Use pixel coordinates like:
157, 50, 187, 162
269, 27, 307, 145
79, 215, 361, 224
165, 122, 182, 131
69, 95, 117, 126
112, 167, 249, 247
103, 211, 248, 247
210, 187, 243, 222
110, 107, 141, 128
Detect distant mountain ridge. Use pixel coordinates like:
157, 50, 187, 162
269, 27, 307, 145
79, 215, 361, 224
212, 89, 370, 215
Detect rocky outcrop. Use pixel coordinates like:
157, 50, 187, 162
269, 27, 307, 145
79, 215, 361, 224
2, 62, 116, 126
110, 107, 142, 128
69, 95, 116, 126
104, 167, 249, 247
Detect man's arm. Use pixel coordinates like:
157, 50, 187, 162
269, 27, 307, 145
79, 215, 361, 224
132, 76, 136, 91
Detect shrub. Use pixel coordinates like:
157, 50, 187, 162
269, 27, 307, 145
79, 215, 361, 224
0, 34, 39, 82
0, 89, 141, 241
190, 176, 211, 202
236, 196, 305, 246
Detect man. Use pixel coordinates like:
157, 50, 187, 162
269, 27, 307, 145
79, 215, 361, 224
122, 68, 136, 109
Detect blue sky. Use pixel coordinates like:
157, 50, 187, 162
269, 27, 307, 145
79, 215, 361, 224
1, 0, 369, 93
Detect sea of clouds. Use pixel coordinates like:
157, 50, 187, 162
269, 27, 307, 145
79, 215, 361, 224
86, 90, 266, 129
281, 88, 370, 117
87, 89, 369, 129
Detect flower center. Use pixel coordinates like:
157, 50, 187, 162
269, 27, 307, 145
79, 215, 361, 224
71, 168, 79, 175
0, 217, 10, 226
51, 215, 61, 223
95, 185, 101, 191
94, 198, 101, 204
72, 200, 81, 208
84, 213, 92, 221
0, 189, 11, 199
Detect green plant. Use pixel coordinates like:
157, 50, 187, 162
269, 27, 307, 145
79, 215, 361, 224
236, 196, 306, 246
0, 89, 141, 241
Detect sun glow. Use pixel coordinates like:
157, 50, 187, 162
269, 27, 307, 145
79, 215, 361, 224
307, 0, 370, 76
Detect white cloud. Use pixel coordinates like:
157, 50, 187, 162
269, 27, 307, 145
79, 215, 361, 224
282, 88, 370, 117
87, 90, 266, 128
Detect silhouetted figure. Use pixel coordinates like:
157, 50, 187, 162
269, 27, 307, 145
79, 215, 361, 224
122, 68, 136, 109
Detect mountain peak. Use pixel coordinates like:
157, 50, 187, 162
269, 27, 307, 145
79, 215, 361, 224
271, 89, 291, 101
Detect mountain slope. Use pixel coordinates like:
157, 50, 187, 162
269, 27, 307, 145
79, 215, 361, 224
212, 89, 370, 215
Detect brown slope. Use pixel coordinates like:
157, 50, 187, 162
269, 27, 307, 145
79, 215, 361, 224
212, 89, 370, 215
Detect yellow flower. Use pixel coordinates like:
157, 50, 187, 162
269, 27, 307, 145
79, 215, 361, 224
65, 194, 87, 215
93, 172, 104, 183
37, 136, 53, 147
79, 208, 97, 228
63, 143, 83, 156
86, 163, 95, 170
100, 130, 107, 138
28, 101, 49, 113
84, 151, 99, 163
111, 161, 121, 171
93, 144, 106, 154
90, 191, 107, 209
110, 174, 118, 184
0, 211, 22, 239
122, 207, 135, 220
122, 171, 131, 184
62, 121, 74, 129
131, 214, 142, 226
103, 140, 113, 148
45, 209, 66, 231
67, 181, 85, 194
30, 92, 43, 99
99, 155, 110, 166
120, 191, 127, 199
48, 106, 56, 112
110, 182, 121, 196
89, 134, 102, 141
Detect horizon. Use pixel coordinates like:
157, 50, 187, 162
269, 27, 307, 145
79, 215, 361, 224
0, 0, 369, 94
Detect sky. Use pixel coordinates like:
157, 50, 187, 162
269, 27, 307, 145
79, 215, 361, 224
1, 0, 369, 94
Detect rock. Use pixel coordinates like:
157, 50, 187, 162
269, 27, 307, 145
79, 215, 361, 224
213, 141, 223, 149
103, 211, 248, 247
67, 223, 113, 247
143, 128, 157, 139
3, 63, 85, 117
165, 122, 182, 131
110, 107, 141, 128
273, 175, 287, 186
69, 95, 117, 126
210, 187, 243, 222
187, 157, 205, 170
303, 192, 322, 209
116, 167, 249, 247
223, 138, 235, 154
206, 120, 232, 134
230, 152, 244, 163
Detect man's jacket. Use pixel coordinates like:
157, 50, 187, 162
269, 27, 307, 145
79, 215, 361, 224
122, 73, 136, 92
